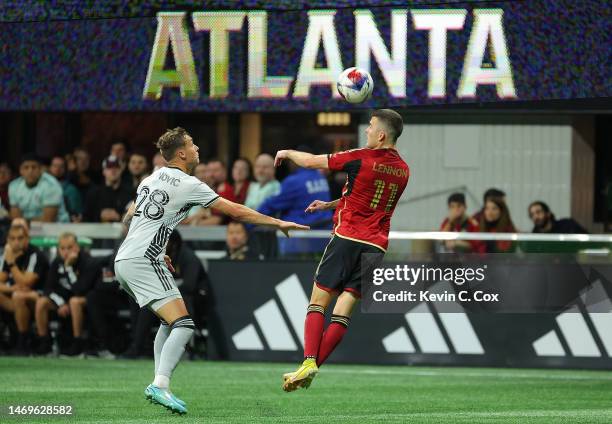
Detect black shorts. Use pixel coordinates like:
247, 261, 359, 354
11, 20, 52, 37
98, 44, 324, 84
47, 292, 70, 308
314, 235, 385, 297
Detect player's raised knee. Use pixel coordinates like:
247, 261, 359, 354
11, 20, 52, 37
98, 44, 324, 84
169, 315, 195, 334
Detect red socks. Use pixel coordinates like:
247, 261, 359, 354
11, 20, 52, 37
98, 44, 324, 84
316, 315, 350, 367
303, 304, 325, 359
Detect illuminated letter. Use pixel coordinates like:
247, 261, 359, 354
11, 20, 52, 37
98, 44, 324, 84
143, 12, 199, 100
294, 11, 344, 98
355, 10, 407, 98
412, 9, 466, 98
193, 12, 246, 98
458, 9, 516, 98
247, 12, 293, 97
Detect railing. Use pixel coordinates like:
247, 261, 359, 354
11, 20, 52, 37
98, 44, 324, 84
28, 223, 612, 243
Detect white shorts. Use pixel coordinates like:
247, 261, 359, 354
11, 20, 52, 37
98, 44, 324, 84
114, 257, 182, 310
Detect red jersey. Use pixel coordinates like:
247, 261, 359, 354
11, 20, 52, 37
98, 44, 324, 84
328, 148, 409, 251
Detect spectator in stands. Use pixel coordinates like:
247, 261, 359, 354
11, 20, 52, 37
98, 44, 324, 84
69, 147, 98, 199
122, 230, 208, 357
65, 153, 76, 173
190, 159, 235, 226
34, 232, 99, 355
193, 163, 207, 183
1, 222, 49, 354
245, 153, 281, 210
479, 197, 517, 253
84, 156, 135, 223
111, 140, 129, 164
181, 163, 211, 225
258, 147, 332, 255
439, 193, 484, 253
231, 158, 252, 204
0, 162, 12, 211
49, 155, 83, 222
86, 252, 128, 359
110, 141, 133, 187
472, 188, 506, 222
207, 158, 234, 200
203, 161, 216, 187
9, 153, 69, 222
0, 164, 10, 221
152, 152, 167, 172
528, 201, 587, 234
127, 152, 150, 190
225, 221, 264, 260
258, 150, 332, 228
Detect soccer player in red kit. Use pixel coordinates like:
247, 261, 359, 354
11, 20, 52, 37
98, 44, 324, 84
274, 109, 409, 392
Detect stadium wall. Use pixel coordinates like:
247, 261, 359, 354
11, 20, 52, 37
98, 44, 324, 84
206, 260, 612, 369
359, 114, 595, 232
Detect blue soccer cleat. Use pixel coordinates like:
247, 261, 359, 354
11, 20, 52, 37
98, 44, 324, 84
144, 384, 187, 414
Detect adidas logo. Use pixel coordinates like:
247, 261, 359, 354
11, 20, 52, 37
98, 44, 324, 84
533, 279, 612, 358
382, 281, 484, 355
232, 274, 308, 351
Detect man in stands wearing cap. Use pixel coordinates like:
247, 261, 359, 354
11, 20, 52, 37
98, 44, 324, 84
9, 154, 70, 223
84, 156, 135, 223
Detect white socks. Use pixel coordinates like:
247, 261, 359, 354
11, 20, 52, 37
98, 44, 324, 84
152, 316, 194, 390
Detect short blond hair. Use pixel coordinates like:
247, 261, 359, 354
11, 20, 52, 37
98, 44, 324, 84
156, 127, 189, 161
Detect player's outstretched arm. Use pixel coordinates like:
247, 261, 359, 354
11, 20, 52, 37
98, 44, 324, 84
305, 199, 340, 213
122, 202, 136, 228
211, 197, 309, 237
274, 150, 328, 169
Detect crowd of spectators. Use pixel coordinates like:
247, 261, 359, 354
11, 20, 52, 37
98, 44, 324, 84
0, 218, 211, 357
0, 138, 597, 357
439, 188, 588, 253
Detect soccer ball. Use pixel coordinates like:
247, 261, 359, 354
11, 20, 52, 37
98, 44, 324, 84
336, 67, 374, 104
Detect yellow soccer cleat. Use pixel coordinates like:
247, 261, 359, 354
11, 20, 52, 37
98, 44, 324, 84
282, 371, 295, 383
282, 358, 318, 392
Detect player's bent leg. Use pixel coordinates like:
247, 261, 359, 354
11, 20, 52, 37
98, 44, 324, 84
144, 297, 192, 414
13, 290, 39, 354
316, 290, 358, 367
65, 296, 87, 356
283, 284, 334, 392
34, 297, 57, 355
0, 292, 15, 313
68, 296, 87, 338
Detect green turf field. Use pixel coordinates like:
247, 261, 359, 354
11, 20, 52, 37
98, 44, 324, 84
1, 357, 611, 423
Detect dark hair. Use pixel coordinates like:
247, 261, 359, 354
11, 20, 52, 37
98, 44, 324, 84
228, 220, 246, 230
20, 153, 41, 165
528, 200, 550, 214
232, 157, 253, 182
156, 127, 189, 161
480, 197, 516, 232
206, 157, 226, 168
371, 109, 403, 143
112, 139, 131, 151
483, 188, 506, 202
447, 192, 466, 206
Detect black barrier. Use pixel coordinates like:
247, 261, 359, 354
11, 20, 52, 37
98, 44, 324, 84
207, 260, 612, 369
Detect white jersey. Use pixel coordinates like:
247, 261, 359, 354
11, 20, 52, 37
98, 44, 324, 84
116, 166, 219, 262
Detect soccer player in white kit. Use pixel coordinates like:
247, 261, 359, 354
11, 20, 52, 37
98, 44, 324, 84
114, 127, 308, 414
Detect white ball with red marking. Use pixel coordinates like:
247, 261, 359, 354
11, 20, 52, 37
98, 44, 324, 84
336, 67, 374, 104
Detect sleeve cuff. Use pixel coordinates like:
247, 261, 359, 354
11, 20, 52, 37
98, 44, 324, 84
203, 195, 220, 208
